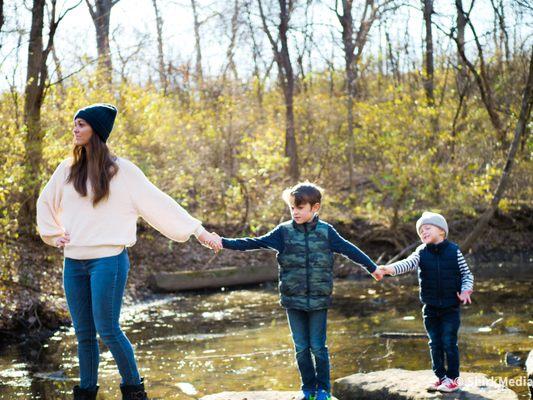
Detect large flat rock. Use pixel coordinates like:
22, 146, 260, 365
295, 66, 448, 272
334, 369, 518, 400
200, 391, 338, 400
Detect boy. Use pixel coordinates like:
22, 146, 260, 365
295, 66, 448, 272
218, 182, 382, 400
379, 211, 474, 393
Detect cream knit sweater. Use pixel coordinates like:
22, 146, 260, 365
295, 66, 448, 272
36, 157, 205, 259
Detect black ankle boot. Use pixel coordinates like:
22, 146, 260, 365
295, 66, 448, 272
73, 385, 98, 400
120, 378, 149, 400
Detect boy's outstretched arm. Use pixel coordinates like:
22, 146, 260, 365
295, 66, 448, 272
457, 249, 474, 304
222, 225, 284, 253
327, 225, 379, 277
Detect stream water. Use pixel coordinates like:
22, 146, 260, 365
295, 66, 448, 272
0, 264, 531, 399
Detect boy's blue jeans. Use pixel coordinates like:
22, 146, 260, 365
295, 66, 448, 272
63, 249, 141, 389
422, 304, 461, 380
286, 308, 330, 393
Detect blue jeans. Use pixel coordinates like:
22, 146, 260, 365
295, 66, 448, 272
63, 249, 141, 389
286, 308, 330, 393
422, 304, 461, 380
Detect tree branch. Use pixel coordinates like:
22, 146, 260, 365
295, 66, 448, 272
461, 48, 533, 251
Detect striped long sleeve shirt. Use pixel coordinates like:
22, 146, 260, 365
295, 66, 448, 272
389, 244, 474, 292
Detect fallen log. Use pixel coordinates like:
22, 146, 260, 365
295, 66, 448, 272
151, 264, 278, 292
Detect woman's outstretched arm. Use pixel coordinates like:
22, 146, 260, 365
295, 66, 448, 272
123, 159, 210, 244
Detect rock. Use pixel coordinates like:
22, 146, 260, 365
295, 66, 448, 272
378, 332, 427, 339
176, 382, 198, 396
33, 370, 71, 381
151, 264, 278, 292
200, 392, 338, 400
526, 350, 533, 398
504, 351, 527, 367
505, 327, 521, 334
334, 369, 518, 400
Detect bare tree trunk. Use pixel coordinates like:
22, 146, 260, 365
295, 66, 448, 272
294, 0, 312, 94
377, 19, 385, 80
152, 0, 168, 94
421, 0, 441, 203
454, 3, 507, 146
295, 0, 314, 150
461, 50, 532, 252
0, 0, 4, 47
279, 0, 298, 182
327, 41, 336, 98
337, 0, 387, 191
455, 0, 468, 97
490, 0, 512, 116
245, 1, 264, 108
190, 0, 204, 90
338, 0, 357, 191
86, 0, 118, 84
452, 0, 468, 155
490, 0, 510, 66
20, 0, 59, 236
223, 0, 240, 81
20, 0, 46, 237
422, 0, 435, 106
19, 0, 77, 236
258, 0, 299, 182
51, 44, 65, 98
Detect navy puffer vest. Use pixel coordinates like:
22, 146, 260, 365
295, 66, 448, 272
418, 240, 461, 308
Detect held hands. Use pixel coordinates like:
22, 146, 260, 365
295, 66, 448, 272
457, 290, 473, 305
371, 265, 395, 281
55, 232, 70, 248
198, 230, 223, 252
371, 268, 385, 281
379, 265, 395, 276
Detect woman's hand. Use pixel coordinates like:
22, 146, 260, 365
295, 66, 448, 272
55, 232, 70, 248
198, 231, 222, 252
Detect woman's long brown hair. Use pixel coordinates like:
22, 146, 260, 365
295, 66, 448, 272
67, 132, 118, 206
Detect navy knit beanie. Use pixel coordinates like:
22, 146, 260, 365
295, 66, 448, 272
74, 103, 117, 143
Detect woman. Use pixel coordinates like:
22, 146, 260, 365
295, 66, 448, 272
36, 103, 221, 400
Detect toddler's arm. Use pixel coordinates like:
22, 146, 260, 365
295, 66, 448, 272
457, 249, 474, 304
457, 249, 474, 292
384, 244, 425, 275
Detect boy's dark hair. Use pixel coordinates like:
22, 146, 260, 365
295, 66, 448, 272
282, 182, 324, 206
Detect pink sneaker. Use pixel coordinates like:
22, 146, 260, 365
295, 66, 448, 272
426, 378, 444, 391
437, 377, 460, 392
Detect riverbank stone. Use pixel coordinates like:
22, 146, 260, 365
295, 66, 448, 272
333, 369, 518, 400
200, 392, 339, 400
